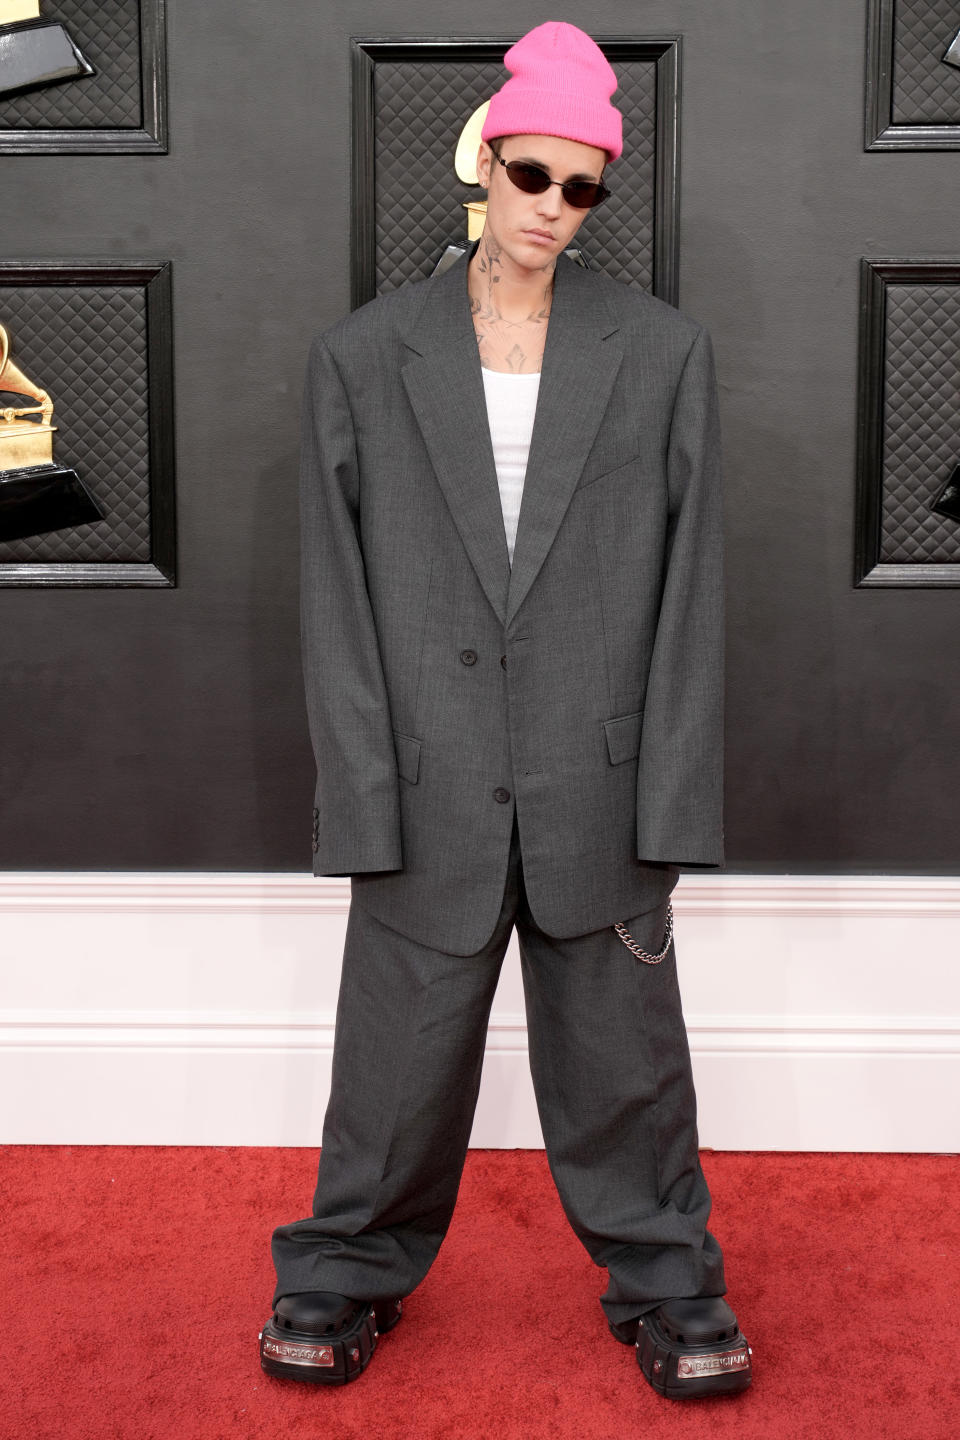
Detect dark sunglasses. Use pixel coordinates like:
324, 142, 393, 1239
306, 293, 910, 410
491, 149, 610, 210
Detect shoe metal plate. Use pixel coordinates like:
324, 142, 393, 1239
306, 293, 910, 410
261, 1335, 335, 1367
676, 1348, 750, 1379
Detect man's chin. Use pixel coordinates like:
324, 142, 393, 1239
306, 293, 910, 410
509, 236, 561, 271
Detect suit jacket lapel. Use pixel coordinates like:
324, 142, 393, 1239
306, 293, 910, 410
506, 255, 623, 628
401, 254, 511, 626
401, 247, 623, 632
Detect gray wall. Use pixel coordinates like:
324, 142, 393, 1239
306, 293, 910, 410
2, 0, 958, 873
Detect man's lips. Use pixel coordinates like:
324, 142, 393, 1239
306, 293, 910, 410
523, 229, 555, 242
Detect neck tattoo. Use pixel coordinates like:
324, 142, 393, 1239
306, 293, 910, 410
469, 234, 555, 374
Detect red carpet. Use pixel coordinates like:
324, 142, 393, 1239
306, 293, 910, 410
2, 1147, 958, 1439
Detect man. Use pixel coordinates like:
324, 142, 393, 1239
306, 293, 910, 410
260, 21, 752, 1401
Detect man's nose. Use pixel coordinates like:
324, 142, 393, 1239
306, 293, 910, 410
536, 183, 564, 220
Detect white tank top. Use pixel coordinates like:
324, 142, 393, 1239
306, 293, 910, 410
480, 367, 541, 567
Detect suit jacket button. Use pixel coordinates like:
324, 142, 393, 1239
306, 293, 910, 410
460, 649, 478, 665
493, 787, 511, 803
500, 654, 507, 669
312, 840, 319, 851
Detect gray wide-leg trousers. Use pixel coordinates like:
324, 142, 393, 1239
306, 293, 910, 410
271, 815, 726, 1326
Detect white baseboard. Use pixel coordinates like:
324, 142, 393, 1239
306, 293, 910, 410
2, 873, 959, 1151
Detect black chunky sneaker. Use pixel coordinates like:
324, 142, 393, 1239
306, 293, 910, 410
609, 1296, 752, 1399
259, 1291, 403, 1384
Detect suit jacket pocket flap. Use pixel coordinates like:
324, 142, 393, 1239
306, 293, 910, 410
576, 450, 643, 492
603, 709, 643, 765
393, 728, 422, 784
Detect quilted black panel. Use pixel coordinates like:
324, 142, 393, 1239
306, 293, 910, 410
374, 53, 657, 295
0, 0, 141, 130
891, 0, 960, 125
881, 282, 960, 562
0, 286, 151, 563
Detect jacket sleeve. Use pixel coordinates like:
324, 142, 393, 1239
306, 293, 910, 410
635, 325, 725, 868
299, 334, 403, 875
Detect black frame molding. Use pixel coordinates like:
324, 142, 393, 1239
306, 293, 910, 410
350, 34, 681, 309
0, 0, 168, 155
855, 257, 960, 588
0, 260, 176, 588
865, 0, 960, 151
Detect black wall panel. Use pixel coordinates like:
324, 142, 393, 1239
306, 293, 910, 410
855, 259, 960, 586
2, 0, 958, 874
0, 0, 167, 152
0, 262, 175, 584
353, 38, 673, 302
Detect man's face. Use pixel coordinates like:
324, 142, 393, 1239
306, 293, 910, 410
475, 133, 608, 275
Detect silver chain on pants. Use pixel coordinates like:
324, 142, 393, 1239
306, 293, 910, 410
612, 899, 674, 964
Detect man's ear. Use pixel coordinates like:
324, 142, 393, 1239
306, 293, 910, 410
475, 139, 493, 190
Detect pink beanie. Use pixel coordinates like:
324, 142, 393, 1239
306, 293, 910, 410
481, 21, 622, 162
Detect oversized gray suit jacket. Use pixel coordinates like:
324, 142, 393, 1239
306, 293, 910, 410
301, 246, 724, 957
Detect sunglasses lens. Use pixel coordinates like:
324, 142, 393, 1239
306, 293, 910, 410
505, 161, 552, 194
562, 182, 608, 209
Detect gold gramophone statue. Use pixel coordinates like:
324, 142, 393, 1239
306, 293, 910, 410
0, 1, 94, 97
432, 99, 588, 277
0, 321, 104, 541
